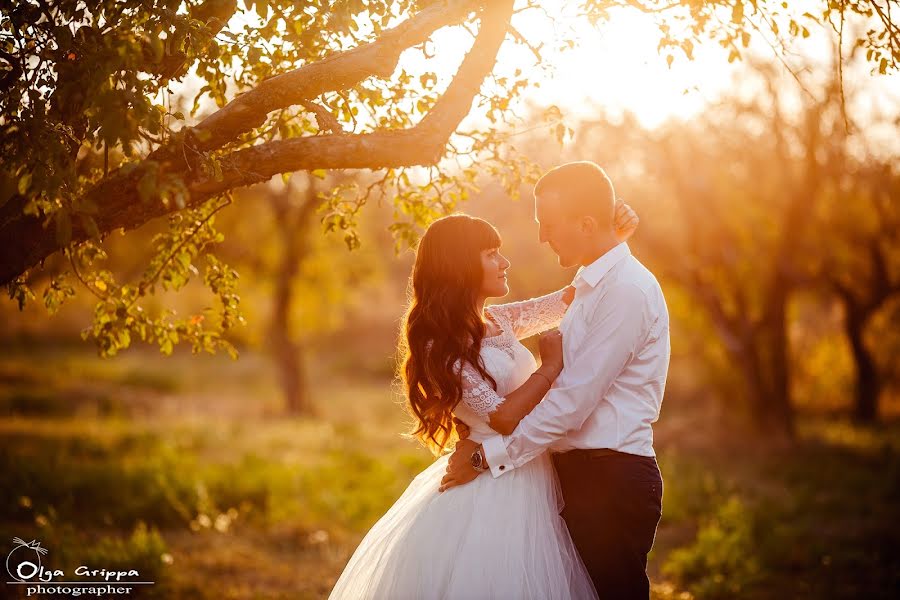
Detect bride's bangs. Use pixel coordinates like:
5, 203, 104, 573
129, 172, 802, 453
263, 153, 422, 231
469, 217, 502, 252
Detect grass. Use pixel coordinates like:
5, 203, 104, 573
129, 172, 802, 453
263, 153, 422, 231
0, 341, 897, 599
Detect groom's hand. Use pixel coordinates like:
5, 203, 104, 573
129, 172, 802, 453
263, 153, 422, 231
453, 417, 471, 440
439, 438, 481, 492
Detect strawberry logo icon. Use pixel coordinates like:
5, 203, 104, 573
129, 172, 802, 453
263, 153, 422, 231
6, 538, 48, 582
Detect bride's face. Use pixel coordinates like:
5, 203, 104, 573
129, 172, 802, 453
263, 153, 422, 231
479, 247, 511, 299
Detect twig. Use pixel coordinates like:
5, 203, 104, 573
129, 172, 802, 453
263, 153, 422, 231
508, 24, 543, 63
301, 99, 345, 134
747, 15, 817, 101
136, 196, 232, 299
837, 0, 850, 132
66, 247, 109, 301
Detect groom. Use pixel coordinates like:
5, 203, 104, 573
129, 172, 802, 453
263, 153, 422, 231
441, 161, 670, 599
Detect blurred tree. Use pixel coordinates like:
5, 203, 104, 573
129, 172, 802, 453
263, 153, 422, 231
213, 173, 382, 415
570, 60, 898, 435
267, 176, 321, 416
2, 0, 897, 359
804, 96, 900, 423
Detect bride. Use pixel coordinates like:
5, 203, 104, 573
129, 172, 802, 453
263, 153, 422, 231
329, 206, 637, 599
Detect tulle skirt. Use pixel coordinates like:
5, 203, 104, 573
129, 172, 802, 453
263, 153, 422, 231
328, 451, 598, 600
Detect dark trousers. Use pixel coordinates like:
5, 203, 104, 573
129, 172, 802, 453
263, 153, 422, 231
552, 449, 663, 600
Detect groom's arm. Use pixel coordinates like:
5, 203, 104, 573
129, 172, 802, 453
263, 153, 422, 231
481, 282, 650, 478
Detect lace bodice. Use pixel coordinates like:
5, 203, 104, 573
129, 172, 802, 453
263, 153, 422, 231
452, 289, 569, 441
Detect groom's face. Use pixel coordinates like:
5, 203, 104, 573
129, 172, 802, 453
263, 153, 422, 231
535, 192, 583, 268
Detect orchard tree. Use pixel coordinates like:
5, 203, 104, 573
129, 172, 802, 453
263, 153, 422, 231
800, 84, 900, 423
569, 58, 898, 436
1, 0, 897, 358
215, 174, 381, 416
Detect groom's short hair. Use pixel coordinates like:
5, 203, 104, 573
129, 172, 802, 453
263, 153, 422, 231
533, 161, 615, 224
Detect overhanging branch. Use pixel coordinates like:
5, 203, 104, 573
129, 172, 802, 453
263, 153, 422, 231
1, 0, 514, 286
153, 0, 481, 160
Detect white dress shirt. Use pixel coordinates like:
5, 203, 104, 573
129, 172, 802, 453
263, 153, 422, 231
481, 242, 670, 478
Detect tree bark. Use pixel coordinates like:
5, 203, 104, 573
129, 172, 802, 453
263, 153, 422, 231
844, 308, 880, 423
834, 277, 890, 424
754, 298, 794, 437
165, 0, 481, 156
269, 179, 320, 416
831, 238, 897, 424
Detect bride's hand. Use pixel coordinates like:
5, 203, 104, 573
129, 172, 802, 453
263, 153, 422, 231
613, 199, 639, 243
537, 329, 564, 377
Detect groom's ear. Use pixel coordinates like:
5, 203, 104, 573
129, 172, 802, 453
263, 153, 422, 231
578, 215, 599, 234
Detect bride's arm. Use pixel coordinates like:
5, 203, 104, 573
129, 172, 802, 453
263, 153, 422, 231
487, 287, 574, 340
459, 332, 564, 436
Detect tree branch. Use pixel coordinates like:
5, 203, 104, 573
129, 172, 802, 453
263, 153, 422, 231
152, 0, 480, 161
0, 0, 514, 286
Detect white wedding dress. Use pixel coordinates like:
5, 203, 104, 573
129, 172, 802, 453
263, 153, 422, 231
328, 289, 598, 600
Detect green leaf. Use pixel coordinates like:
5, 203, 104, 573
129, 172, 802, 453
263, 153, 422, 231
8, 278, 35, 311
555, 123, 566, 145
18, 172, 32, 194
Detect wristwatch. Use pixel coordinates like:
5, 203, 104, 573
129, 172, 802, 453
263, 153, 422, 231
470, 447, 488, 472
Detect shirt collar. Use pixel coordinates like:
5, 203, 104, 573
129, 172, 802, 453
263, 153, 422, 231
572, 242, 631, 289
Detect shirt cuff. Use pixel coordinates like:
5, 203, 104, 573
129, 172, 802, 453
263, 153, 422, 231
482, 434, 514, 478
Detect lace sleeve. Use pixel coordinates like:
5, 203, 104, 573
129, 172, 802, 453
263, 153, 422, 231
487, 288, 569, 340
457, 359, 506, 418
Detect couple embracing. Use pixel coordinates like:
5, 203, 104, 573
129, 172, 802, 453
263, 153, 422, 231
330, 161, 670, 600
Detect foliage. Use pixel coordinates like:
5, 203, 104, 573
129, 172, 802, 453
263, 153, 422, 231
68, 195, 244, 358
2, 0, 897, 359
663, 496, 761, 598
79, 522, 171, 590
562, 54, 899, 431
2, 350, 899, 598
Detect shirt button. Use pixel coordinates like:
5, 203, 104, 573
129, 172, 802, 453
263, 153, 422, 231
499, 465, 505, 471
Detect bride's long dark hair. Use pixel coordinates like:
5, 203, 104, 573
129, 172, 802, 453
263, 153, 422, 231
400, 214, 501, 455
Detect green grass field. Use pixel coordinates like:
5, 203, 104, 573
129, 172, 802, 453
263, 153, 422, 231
1, 341, 898, 599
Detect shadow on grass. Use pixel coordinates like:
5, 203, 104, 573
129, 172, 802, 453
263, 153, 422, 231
653, 420, 900, 599
0, 339, 896, 599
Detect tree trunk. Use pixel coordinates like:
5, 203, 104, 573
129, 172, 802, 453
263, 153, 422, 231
844, 308, 881, 423
759, 296, 794, 436
687, 272, 795, 438
734, 320, 794, 440
272, 331, 311, 416
271, 251, 312, 416
268, 178, 320, 416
